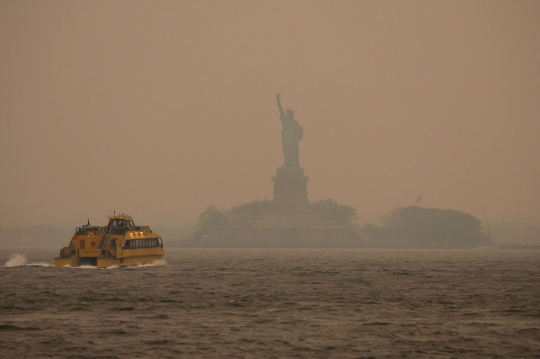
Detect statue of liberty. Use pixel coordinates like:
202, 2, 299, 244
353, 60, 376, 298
276, 93, 303, 168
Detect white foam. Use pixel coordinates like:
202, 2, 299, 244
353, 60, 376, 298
2, 255, 167, 269
130, 259, 168, 268
27, 262, 53, 267
78, 265, 98, 269
5, 254, 27, 267
3, 254, 53, 267
151, 259, 168, 266
61, 264, 98, 269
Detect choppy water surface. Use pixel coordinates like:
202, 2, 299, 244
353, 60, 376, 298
1, 247, 539, 358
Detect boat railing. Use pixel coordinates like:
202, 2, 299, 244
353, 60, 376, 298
75, 226, 105, 235
110, 227, 128, 235
128, 226, 151, 232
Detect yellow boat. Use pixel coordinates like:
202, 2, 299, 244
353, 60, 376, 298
54, 213, 164, 268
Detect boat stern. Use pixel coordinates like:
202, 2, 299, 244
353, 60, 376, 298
54, 256, 78, 267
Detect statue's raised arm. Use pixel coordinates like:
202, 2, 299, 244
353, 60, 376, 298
276, 93, 285, 118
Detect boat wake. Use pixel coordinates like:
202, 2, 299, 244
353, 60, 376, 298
3, 254, 166, 269
4, 254, 53, 268
132, 259, 168, 268
61, 259, 167, 269
62, 264, 116, 270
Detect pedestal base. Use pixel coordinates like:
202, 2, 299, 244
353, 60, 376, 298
272, 166, 310, 215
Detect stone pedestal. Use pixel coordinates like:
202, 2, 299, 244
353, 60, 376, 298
272, 167, 311, 215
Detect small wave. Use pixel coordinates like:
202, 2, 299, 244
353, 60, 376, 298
107, 265, 120, 270
0, 324, 40, 331
27, 262, 53, 267
132, 259, 168, 268
78, 265, 98, 269
4, 254, 53, 267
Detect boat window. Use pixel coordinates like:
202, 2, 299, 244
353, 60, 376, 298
123, 238, 161, 249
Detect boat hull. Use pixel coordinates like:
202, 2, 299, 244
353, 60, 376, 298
54, 255, 164, 268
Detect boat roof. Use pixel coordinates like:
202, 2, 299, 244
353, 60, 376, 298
106, 214, 133, 221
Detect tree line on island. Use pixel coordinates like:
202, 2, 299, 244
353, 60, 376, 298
197, 202, 495, 247
366, 206, 492, 247
199, 199, 358, 228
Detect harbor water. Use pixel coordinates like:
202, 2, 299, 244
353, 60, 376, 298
1, 247, 539, 358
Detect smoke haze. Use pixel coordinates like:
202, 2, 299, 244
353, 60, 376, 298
1, 1, 539, 228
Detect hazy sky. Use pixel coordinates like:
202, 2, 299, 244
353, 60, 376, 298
1, 0, 539, 228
